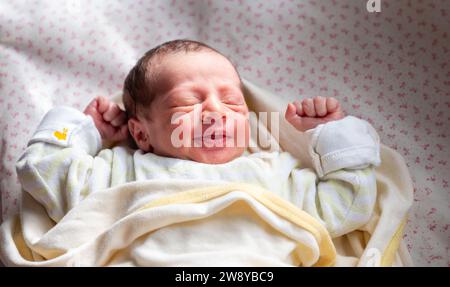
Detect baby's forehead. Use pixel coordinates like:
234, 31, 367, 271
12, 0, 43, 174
150, 51, 242, 93
153, 49, 231, 72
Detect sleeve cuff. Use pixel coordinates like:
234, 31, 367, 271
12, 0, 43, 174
28, 106, 102, 156
305, 116, 381, 177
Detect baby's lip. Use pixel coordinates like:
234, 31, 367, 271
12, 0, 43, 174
193, 130, 233, 140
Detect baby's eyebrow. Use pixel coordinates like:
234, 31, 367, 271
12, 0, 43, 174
162, 88, 189, 100
161, 89, 200, 106
217, 84, 242, 94
163, 83, 242, 102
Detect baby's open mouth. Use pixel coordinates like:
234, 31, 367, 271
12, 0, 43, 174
209, 133, 224, 140
193, 131, 233, 148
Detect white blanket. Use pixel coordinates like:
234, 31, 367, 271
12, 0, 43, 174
1, 180, 337, 267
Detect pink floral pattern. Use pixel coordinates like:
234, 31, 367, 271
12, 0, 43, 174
0, 0, 448, 266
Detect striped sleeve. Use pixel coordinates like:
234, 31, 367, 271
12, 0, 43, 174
292, 116, 381, 237
292, 167, 377, 237
305, 116, 381, 178
15, 106, 132, 222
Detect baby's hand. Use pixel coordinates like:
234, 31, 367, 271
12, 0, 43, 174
285, 96, 345, 132
83, 96, 129, 143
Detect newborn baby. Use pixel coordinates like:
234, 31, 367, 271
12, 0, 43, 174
16, 39, 380, 238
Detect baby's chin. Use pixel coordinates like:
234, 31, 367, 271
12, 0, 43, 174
188, 146, 246, 164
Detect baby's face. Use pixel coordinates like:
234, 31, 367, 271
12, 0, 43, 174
136, 51, 250, 164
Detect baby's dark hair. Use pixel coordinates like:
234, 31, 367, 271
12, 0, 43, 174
123, 39, 241, 119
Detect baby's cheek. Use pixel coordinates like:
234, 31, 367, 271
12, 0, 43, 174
227, 113, 249, 141
165, 111, 192, 144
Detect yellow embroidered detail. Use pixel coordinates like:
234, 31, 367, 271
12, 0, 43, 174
53, 128, 68, 140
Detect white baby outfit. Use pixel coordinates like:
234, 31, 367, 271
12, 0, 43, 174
16, 106, 380, 238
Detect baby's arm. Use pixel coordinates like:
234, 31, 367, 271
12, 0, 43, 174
285, 97, 380, 237
292, 116, 380, 237
16, 99, 132, 222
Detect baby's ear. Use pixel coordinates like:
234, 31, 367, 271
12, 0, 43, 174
128, 118, 152, 152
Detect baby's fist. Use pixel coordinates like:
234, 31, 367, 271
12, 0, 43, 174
84, 96, 129, 143
285, 96, 345, 132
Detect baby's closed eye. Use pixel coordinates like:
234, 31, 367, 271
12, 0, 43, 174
222, 95, 244, 105
220, 92, 245, 105
167, 94, 202, 108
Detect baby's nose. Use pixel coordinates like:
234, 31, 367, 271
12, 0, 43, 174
203, 95, 223, 111
201, 96, 226, 124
